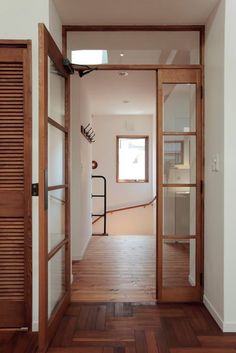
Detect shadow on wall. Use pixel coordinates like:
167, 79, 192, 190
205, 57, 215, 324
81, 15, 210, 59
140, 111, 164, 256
93, 204, 155, 235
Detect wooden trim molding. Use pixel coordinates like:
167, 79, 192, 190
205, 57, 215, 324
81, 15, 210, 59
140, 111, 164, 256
48, 184, 68, 191
63, 25, 205, 32
72, 63, 203, 71
48, 117, 68, 133
48, 239, 68, 260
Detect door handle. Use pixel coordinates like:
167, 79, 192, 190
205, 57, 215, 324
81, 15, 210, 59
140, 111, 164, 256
44, 169, 48, 210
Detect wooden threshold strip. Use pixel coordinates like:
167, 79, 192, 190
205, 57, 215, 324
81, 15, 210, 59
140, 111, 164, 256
163, 132, 197, 136
48, 117, 68, 133
163, 235, 197, 240
48, 238, 68, 260
163, 183, 196, 188
48, 184, 68, 191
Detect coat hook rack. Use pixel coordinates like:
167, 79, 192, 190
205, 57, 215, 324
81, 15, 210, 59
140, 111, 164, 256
81, 123, 96, 143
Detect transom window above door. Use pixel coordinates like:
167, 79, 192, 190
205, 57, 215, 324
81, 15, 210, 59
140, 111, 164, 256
116, 136, 149, 183
68, 30, 201, 65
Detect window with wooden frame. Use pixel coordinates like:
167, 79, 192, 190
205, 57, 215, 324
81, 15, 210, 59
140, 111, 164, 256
116, 136, 149, 183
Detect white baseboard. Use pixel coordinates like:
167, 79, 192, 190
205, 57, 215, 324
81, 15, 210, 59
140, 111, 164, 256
203, 294, 224, 330
72, 235, 91, 261
188, 274, 195, 286
32, 321, 38, 332
223, 321, 236, 332
204, 294, 236, 332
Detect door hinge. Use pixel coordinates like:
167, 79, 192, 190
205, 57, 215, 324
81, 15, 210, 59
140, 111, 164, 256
200, 272, 204, 287
32, 183, 39, 196
200, 180, 204, 194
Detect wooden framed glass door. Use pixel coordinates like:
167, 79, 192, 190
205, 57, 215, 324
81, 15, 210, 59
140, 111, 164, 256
39, 24, 70, 352
157, 69, 203, 302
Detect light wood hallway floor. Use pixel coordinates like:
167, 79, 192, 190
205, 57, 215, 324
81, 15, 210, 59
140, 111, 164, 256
72, 235, 156, 302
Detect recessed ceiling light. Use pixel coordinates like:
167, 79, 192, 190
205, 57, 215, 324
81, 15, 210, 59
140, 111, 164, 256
120, 52, 124, 57
123, 100, 130, 104
118, 71, 128, 77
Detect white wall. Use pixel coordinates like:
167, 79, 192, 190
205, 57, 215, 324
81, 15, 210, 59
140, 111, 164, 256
49, 0, 62, 51
71, 76, 92, 260
92, 114, 154, 235
204, 0, 226, 329
223, 0, 236, 331
205, 0, 236, 331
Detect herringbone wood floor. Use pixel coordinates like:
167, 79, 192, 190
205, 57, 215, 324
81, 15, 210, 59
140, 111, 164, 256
0, 332, 37, 353
48, 302, 236, 353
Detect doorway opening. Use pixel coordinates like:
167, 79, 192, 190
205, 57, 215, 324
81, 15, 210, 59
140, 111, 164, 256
72, 69, 157, 302
66, 27, 204, 304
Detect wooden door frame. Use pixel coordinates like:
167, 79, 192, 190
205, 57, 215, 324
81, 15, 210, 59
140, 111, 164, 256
0, 40, 32, 329
38, 24, 71, 352
62, 25, 205, 66
62, 25, 205, 303
157, 68, 203, 302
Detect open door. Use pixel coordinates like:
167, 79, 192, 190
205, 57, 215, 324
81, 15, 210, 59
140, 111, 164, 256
157, 69, 203, 302
38, 24, 71, 352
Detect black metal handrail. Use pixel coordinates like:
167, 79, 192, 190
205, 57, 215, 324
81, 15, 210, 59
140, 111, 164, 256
92, 175, 108, 236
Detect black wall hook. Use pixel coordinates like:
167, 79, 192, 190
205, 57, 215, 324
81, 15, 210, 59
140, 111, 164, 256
81, 124, 96, 143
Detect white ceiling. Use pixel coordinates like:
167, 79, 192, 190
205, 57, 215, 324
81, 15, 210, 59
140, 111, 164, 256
81, 70, 156, 115
54, 0, 219, 25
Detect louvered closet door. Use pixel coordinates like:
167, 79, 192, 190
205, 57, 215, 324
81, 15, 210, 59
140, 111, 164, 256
0, 45, 32, 328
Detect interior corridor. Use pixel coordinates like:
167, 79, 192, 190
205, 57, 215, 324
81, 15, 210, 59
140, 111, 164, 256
72, 235, 156, 302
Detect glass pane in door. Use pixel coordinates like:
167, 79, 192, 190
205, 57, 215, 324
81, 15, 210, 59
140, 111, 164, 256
48, 189, 66, 252
48, 124, 65, 186
48, 246, 66, 317
163, 84, 196, 132
163, 187, 196, 236
162, 239, 196, 287
48, 58, 65, 126
163, 136, 196, 184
